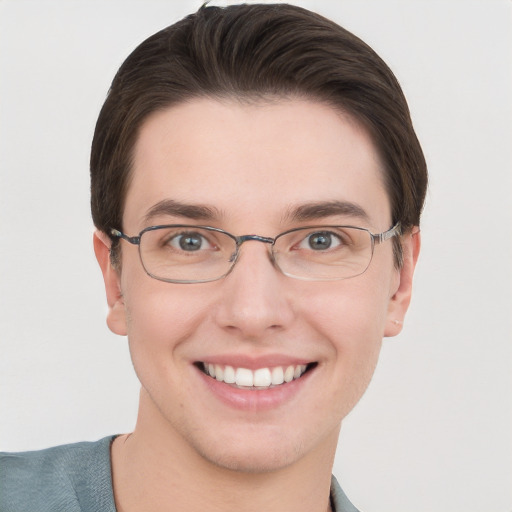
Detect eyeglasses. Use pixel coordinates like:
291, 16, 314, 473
110, 223, 401, 284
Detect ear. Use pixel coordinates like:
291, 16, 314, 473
93, 230, 127, 336
384, 228, 421, 337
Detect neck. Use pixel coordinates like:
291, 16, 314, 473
111, 391, 338, 512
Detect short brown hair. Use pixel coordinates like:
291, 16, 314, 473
90, 3, 427, 265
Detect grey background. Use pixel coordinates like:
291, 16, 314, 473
1, 1, 511, 511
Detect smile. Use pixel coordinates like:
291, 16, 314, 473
199, 362, 315, 389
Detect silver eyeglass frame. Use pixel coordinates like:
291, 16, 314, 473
110, 222, 402, 284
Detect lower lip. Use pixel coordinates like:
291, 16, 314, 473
197, 367, 313, 411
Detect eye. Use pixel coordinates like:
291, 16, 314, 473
299, 231, 343, 251
168, 231, 213, 251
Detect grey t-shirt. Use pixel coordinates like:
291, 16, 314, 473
0, 436, 359, 512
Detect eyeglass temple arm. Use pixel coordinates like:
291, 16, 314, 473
375, 222, 401, 244
110, 228, 140, 245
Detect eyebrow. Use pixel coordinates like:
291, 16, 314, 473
284, 200, 370, 223
143, 199, 221, 224
143, 198, 369, 226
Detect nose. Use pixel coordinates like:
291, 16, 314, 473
214, 240, 295, 340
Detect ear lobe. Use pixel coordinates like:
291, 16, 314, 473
93, 230, 127, 336
384, 229, 421, 337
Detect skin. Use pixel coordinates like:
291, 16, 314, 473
94, 97, 420, 512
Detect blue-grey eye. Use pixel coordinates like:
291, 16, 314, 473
170, 232, 209, 251
301, 231, 341, 251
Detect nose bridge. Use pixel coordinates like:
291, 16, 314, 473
215, 235, 293, 338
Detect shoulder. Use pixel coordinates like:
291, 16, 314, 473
331, 474, 360, 512
0, 436, 117, 512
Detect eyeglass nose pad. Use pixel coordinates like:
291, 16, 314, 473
227, 239, 276, 269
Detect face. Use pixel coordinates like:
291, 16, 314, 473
96, 97, 418, 473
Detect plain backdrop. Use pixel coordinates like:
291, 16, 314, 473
0, 1, 511, 511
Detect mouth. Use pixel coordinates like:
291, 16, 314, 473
196, 362, 317, 390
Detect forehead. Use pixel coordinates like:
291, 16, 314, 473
125, 97, 391, 231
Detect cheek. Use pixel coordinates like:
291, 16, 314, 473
300, 278, 392, 406
120, 276, 206, 380
305, 275, 392, 346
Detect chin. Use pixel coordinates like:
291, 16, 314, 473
195, 438, 304, 474
185, 420, 338, 475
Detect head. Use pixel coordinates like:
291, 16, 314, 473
91, 3, 427, 473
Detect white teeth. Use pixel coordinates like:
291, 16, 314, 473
202, 363, 309, 388
223, 365, 236, 384
253, 368, 272, 387
271, 366, 284, 385
294, 365, 307, 379
235, 368, 253, 387
284, 365, 295, 383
